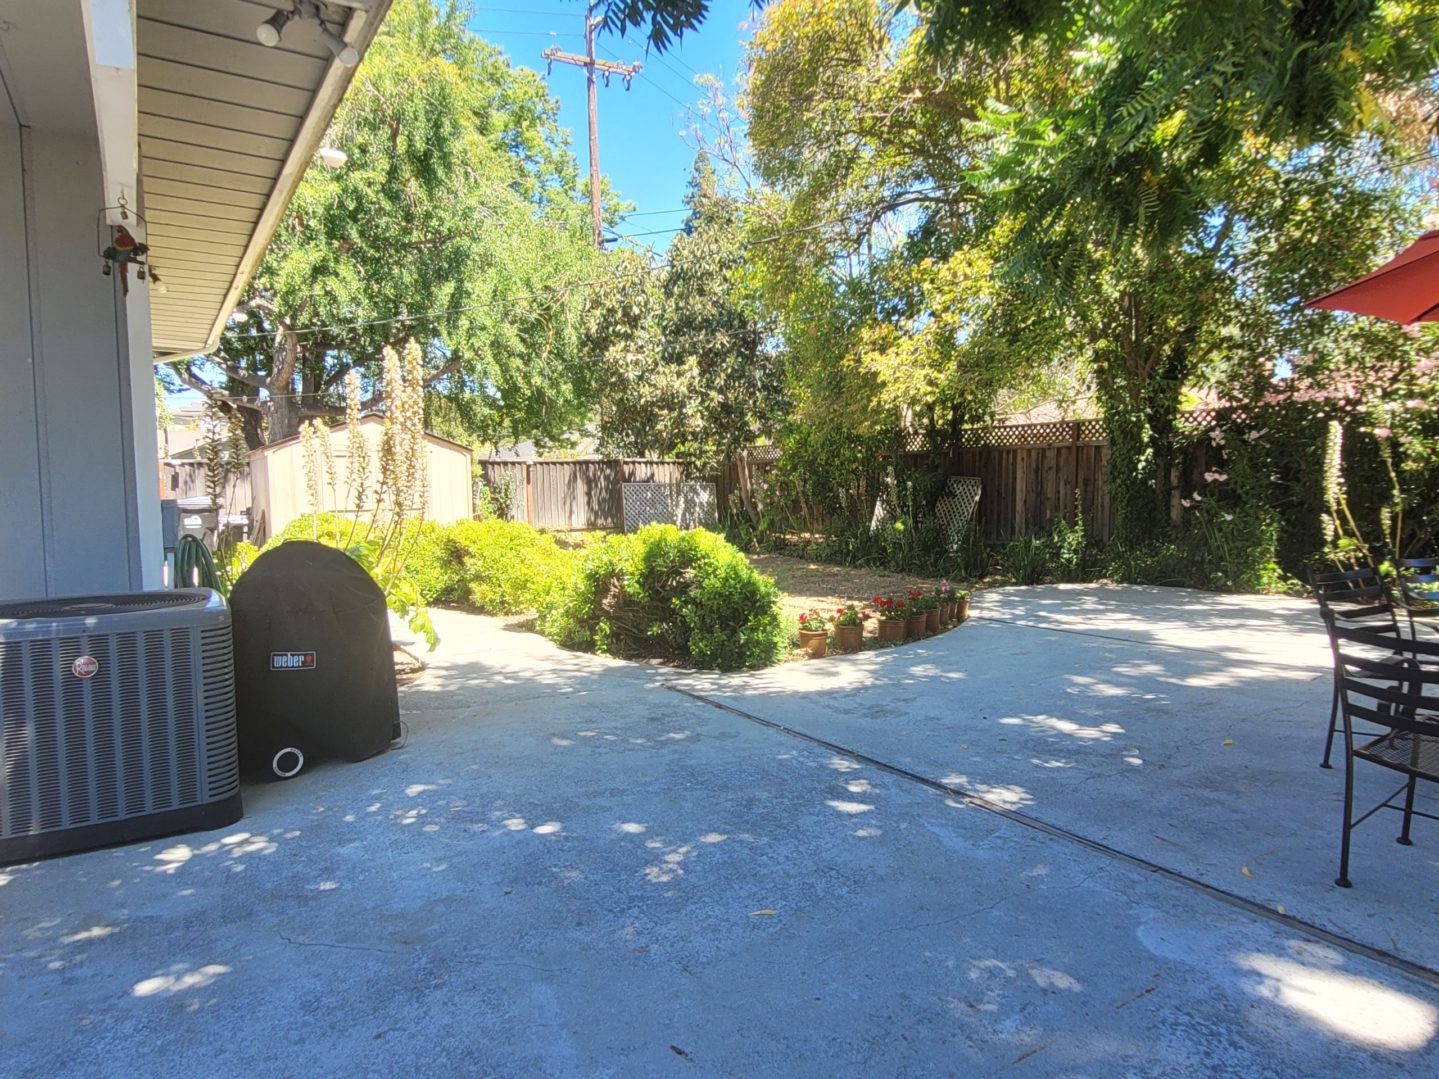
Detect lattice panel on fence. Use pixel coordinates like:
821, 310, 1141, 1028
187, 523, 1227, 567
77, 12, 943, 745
622, 482, 719, 532
935, 476, 982, 550
623, 483, 675, 532
676, 483, 718, 529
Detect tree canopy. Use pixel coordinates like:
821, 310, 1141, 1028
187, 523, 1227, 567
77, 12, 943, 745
169, 0, 603, 448
587, 153, 784, 469
739, 0, 1439, 542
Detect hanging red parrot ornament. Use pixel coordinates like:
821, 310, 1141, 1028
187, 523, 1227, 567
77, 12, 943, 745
101, 225, 149, 295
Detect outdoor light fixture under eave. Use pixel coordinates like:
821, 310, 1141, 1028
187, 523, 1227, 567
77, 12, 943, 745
315, 146, 348, 169
317, 25, 360, 67
256, 9, 292, 47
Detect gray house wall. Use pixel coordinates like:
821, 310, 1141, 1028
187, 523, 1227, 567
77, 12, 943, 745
0, 85, 161, 600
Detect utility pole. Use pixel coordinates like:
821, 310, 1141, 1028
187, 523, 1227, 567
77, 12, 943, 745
543, 9, 640, 249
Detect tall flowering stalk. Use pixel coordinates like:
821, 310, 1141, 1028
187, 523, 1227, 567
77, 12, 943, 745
367, 340, 435, 647
292, 339, 437, 649
298, 418, 340, 537
342, 367, 370, 548
197, 403, 249, 593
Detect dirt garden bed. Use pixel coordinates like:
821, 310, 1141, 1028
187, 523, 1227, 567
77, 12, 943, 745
746, 553, 955, 649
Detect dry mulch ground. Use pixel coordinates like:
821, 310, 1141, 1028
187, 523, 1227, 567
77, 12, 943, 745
746, 553, 951, 648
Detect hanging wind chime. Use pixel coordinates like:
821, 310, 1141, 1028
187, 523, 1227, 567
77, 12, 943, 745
97, 194, 163, 296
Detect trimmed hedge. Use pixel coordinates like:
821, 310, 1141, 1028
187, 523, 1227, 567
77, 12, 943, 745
538, 524, 787, 671
266, 516, 786, 669
454, 519, 574, 614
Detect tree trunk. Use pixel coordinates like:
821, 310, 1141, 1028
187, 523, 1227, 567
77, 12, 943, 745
734, 448, 760, 527
1095, 294, 1189, 546
265, 395, 302, 445
263, 327, 303, 444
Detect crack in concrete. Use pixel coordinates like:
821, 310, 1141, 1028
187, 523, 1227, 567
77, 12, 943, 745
275, 930, 565, 974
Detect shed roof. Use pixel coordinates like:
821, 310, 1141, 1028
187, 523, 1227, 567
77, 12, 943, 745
249, 414, 473, 458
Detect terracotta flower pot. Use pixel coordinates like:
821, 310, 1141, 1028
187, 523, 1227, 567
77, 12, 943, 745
797, 628, 828, 657
834, 623, 863, 653
957, 597, 970, 622
946, 600, 958, 623
925, 608, 941, 633
878, 617, 905, 642
906, 612, 927, 638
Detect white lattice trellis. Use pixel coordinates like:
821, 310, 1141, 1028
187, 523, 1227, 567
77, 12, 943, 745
623, 482, 719, 532
936, 476, 982, 550
676, 483, 718, 529
623, 483, 675, 532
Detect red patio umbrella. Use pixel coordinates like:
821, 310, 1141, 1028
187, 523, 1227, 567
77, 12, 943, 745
1306, 230, 1439, 323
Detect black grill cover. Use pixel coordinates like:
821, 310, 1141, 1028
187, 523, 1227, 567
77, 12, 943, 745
229, 541, 399, 772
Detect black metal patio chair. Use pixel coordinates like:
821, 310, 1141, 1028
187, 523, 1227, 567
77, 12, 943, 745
1392, 554, 1439, 638
1326, 615, 1439, 888
1308, 565, 1405, 769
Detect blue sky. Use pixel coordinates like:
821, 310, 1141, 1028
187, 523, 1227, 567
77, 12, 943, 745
467, 2, 755, 250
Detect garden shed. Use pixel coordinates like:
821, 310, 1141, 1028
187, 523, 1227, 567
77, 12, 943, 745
248, 416, 473, 541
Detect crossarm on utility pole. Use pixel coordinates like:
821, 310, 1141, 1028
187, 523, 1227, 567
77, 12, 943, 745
542, 12, 641, 250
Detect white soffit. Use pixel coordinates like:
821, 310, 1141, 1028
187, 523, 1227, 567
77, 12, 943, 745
138, 0, 390, 358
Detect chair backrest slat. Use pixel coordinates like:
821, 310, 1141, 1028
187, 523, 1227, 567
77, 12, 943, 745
1309, 564, 1400, 641
1327, 617, 1439, 659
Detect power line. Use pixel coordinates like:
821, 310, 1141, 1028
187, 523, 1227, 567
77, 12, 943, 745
471, 6, 575, 14
479, 29, 582, 39
192, 316, 778, 406
609, 223, 689, 238
598, 43, 689, 111
204, 140, 1433, 353
602, 39, 700, 99
661, 47, 701, 77
220, 190, 955, 345
648, 50, 703, 92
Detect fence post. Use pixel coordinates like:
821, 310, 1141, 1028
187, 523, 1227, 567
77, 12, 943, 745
614, 458, 625, 531
1070, 420, 1082, 523
524, 462, 534, 525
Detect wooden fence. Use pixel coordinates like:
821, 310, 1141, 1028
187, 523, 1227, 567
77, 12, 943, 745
957, 419, 1115, 543
478, 458, 687, 531
716, 416, 1233, 545
161, 460, 251, 513
483, 414, 1224, 543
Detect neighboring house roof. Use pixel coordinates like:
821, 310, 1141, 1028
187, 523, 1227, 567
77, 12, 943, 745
486, 435, 601, 460
248, 414, 473, 458
140, 0, 393, 359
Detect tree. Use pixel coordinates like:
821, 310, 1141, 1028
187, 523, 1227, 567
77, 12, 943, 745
169, 0, 602, 448
947, 1, 1438, 541
742, 0, 1438, 543
589, 153, 784, 469
743, 0, 1071, 428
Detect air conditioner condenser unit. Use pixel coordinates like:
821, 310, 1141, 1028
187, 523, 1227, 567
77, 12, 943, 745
0, 589, 242, 863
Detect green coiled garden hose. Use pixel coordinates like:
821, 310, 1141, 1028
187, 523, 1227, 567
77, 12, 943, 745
174, 534, 224, 592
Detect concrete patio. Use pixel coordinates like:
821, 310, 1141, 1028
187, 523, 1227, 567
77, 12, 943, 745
2, 585, 1438, 1075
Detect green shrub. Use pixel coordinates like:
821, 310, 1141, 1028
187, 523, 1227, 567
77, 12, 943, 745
456, 519, 575, 614
266, 511, 368, 551
266, 514, 574, 616
1100, 540, 1188, 586
396, 519, 470, 604
539, 525, 787, 670
1001, 533, 1052, 585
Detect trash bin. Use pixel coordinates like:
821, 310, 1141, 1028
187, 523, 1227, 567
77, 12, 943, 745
228, 541, 400, 778
175, 496, 218, 544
